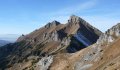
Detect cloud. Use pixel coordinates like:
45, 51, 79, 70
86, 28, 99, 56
48, 0, 98, 16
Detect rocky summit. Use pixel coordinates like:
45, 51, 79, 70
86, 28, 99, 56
1, 15, 120, 70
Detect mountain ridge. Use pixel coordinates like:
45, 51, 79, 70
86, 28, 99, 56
0, 15, 104, 70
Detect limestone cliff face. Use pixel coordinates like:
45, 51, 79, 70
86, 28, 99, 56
97, 23, 120, 45
44, 21, 61, 28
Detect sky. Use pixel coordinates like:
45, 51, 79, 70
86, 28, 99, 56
0, 0, 120, 35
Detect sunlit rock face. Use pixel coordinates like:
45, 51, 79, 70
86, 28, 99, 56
45, 20, 61, 28
97, 23, 120, 45
36, 56, 53, 70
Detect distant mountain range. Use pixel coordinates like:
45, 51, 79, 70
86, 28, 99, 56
0, 34, 20, 47
0, 34, 20, 42
0, 40, 10, 47
0, 15, 120, 70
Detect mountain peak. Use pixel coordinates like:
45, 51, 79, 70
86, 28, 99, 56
97, 23, 120, 45
45, 20, 61, 28
105, 23, 120, 37
68, 15, 83, 23
70, 15, 80, 19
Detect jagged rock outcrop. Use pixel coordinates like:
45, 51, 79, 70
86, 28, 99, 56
44, 20, 61, 28
97, 23, 120, 45
68, 15, 102, 43
35, 56, 53, 70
